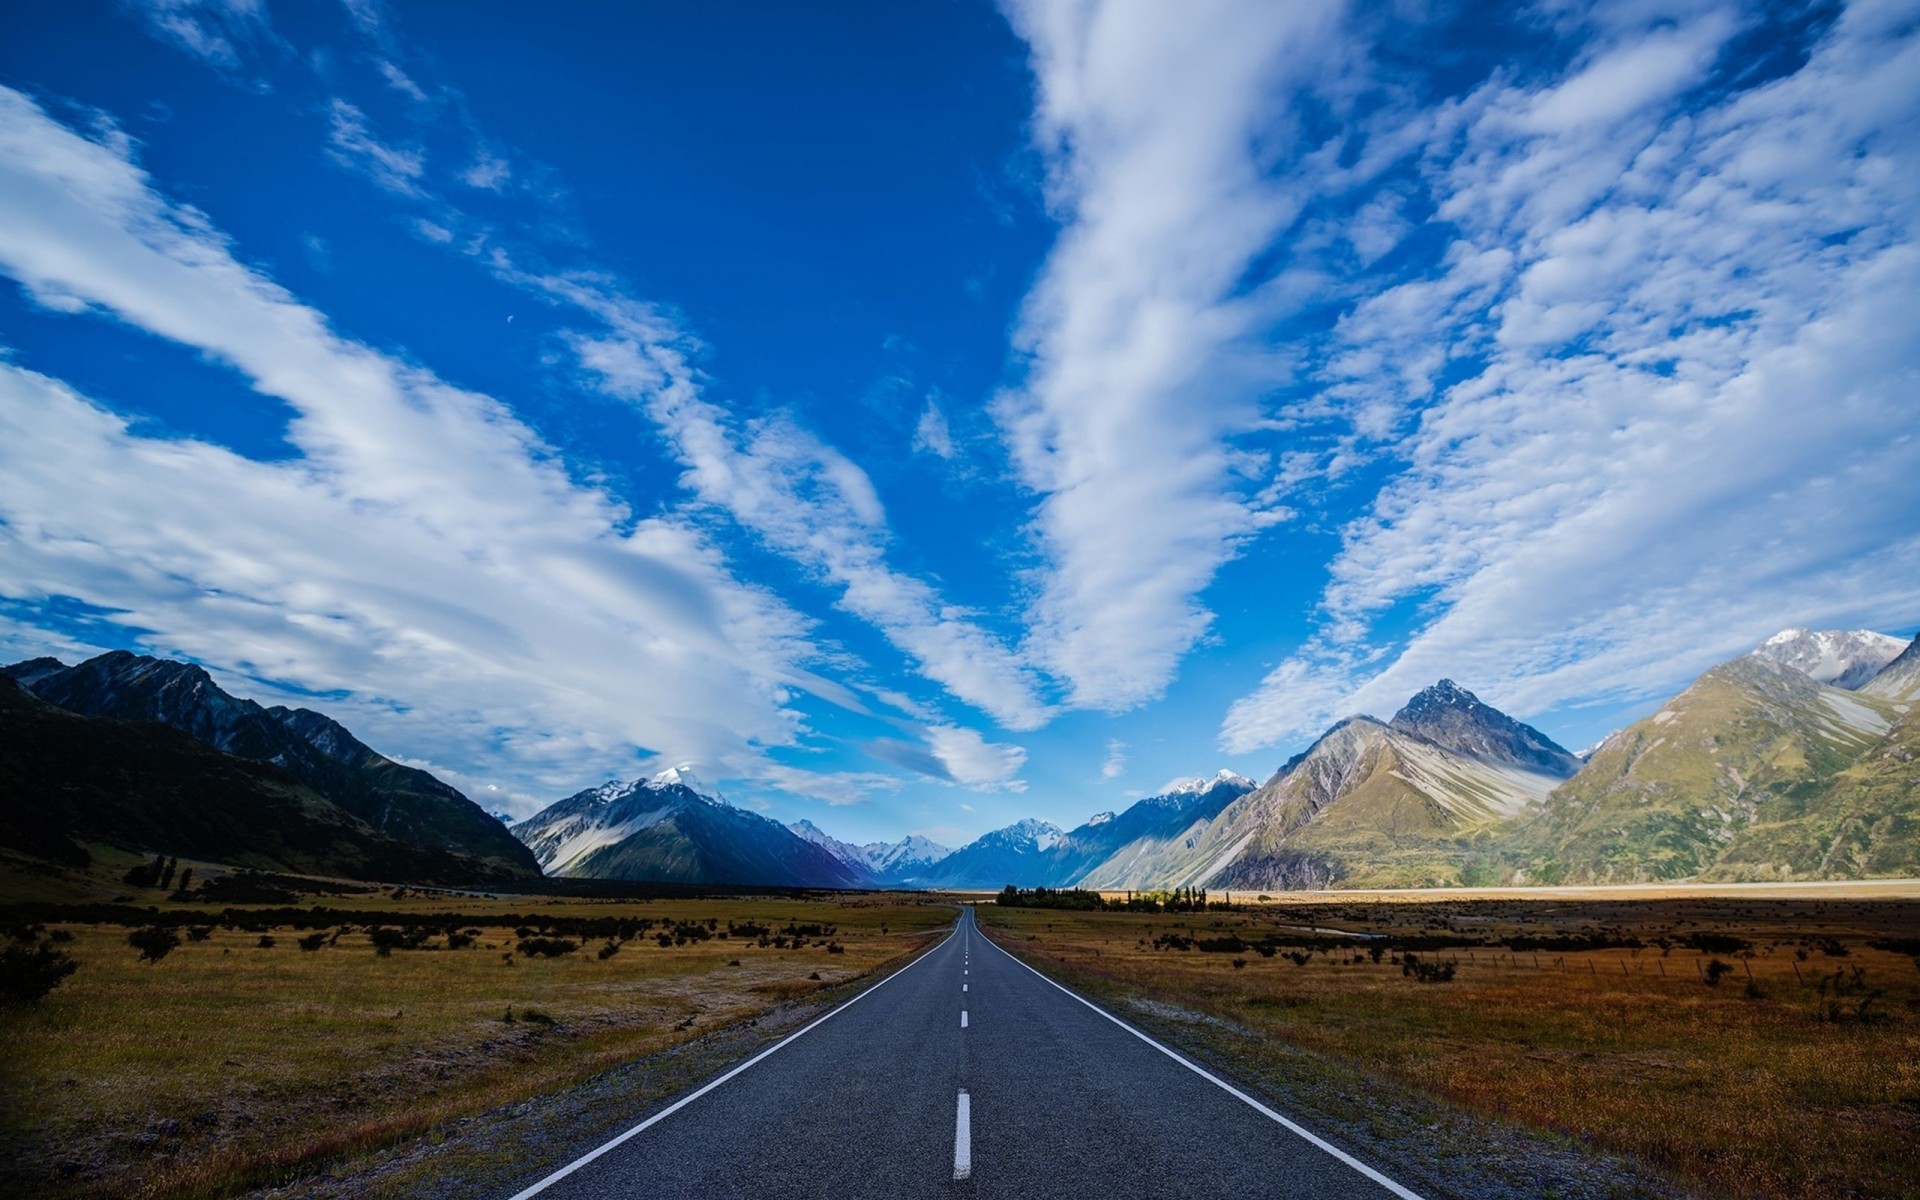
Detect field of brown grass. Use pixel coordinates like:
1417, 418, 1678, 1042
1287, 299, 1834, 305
0, 854, 951, 1199
979, 893, 1920, 1200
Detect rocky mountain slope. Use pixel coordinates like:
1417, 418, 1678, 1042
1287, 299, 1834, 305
512, 767, 864, 888
913, 818, 1067, 889
0, 674, 519, 883
5, 652, 538, 877
786, 820, 952, 885
1750, 627, 1908, 690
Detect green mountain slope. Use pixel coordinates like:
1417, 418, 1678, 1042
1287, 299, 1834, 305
1509, 657, 1903, 883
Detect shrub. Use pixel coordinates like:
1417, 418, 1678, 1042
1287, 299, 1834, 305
446, 931, 476, 950
596, 940, 620, 960
516, 937, 580, 958
1232, 958, 1247, 970
184, 926, 214, 942
0, 941, 79, 1004
257, 935, 276, 949
1704, 958, 1733, 987
1401, 953, 1457, 983
297, 932, 327, 952
520, 1008, 555, 1026
129, 926, 181, 963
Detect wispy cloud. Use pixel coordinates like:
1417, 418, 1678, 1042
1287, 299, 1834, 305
0, 85, 858, 811
1100, 738, 1126, 779
324, 98, 425, 196
996, 0, 1350, 713
124, 0, 269, 71
1223, 3, 1920, 749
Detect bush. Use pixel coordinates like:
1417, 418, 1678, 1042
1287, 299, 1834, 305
0, 941, 79, 1004
184, 926, 214, 942
516, 937, 580, 958
298, 932, 328, 952
597, 940, 620, 960
1704, 958, 1733, 987
129, 926, 181, 963
257, 935, 276, 949
1401, 953, 1457, 983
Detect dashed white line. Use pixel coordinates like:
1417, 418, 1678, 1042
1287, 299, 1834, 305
953, 1090, 972, 1181
961, 1009, 969, 1028
963, 983, 968, 992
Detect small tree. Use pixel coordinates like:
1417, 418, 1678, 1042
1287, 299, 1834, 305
159, 857, 178, 891
129, 926, 181, 963
0, 941, 79, 1004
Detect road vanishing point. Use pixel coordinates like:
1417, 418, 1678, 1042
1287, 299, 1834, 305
503, 907, 1423, 1199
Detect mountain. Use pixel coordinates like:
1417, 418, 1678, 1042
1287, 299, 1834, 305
1388, 679, 1582, 775
0, 674, 519, 882
915, 818, 1066, 889
1065, 771, 1257, 888
783, 821, 952, 885
1750, 627, 1909, 691
859, 834, 952, 883
1510, 655, 1903, 883
787, 819, 873, 877
1087, 684, 1581, 891
512, 767, 865, 887
5, 652, 538, 878
1861, 634, 1920, 703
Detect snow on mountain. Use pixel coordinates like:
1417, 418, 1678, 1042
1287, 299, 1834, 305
1861, 634, 1920, 704
1164, 769, 1256, 795
513, 767, 731, 875
787, 818, 873, 874
1752, 628, 1908, 691
860, 834, 953, 878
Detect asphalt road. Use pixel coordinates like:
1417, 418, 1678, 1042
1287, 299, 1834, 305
502, 907, 1420, 1199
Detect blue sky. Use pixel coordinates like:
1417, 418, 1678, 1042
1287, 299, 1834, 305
1, 0, 1916, 848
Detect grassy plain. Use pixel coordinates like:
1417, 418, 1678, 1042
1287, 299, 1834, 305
0, 851, 952, 1200
980, 891, 1920, 1200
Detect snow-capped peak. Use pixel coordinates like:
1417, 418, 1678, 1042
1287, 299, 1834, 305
1750, 628, 1907, 690
1164, 769, 1255, 796
646, 764, 720, 801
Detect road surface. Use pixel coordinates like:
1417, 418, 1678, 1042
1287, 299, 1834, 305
502, 906, 1421, 1199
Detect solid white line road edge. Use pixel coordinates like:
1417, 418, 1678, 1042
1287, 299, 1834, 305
979, 926, 1426, 1200
953, 1089, 972, 1180
503, 916, 960, 1200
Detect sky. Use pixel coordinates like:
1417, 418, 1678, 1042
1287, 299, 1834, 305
0, 0, 1916, 849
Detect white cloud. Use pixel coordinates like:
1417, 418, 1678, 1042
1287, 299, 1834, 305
126, 0, 268, 70
912, 397, 956, 458
0, 85, 872, 812
1223, 3, 1920, 751
460, 148, 512, 191
562, 316, 1054, 732
996, 0, 1350, 713
325, 98, 425, 196
376, 58, 430, 103
925, 725, 1028, 791
1100, 737, 1126, 779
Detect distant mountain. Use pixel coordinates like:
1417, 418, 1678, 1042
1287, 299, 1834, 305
915, 818, 1066, 889
860, 834, 952, 883
1751, 627, 1909, 691
1065, 771, 1257, 889
1861, 634, 1920, 703
5, 652, 538, 878
512, 767, 865, 887
784, 820, 952, 885
0, 674, 517, 883
1082, 684, 1580, 891
1510, 655, 1903, 883
787, 819, 873, 877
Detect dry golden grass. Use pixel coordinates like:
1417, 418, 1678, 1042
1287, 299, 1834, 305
979, 895, 1920, 1200
0, 885, 950, 1199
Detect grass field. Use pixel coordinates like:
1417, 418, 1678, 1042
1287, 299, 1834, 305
0, 852, 953, 1200
979, 893, 1920, 1200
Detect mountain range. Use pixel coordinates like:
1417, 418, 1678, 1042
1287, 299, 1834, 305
0, 655, 538, 883
4, 628, 1914, 891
